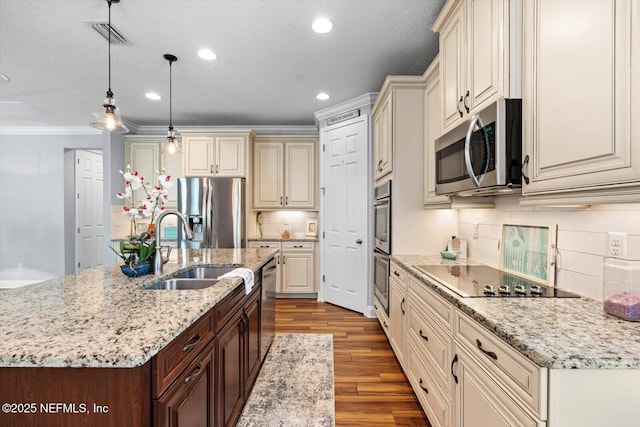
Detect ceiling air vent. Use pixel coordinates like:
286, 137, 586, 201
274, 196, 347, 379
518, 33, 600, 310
85, 21, 129, 44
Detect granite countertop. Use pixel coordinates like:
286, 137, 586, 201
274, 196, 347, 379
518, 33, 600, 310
0, 248, 278, 369
392, 255, 640, 370
248, 235, 319, 242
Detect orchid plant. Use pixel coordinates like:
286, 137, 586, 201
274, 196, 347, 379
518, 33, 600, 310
110, 166, 173, 266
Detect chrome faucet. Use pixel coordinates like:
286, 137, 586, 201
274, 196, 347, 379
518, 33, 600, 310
154, 210, 195, 275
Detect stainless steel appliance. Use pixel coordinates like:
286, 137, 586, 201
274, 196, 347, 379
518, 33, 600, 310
414, 264, 579, 298
373, 181, 391, 313
435, 98, 522, 196
260, 257, 276, 361
177, 177, 246, 248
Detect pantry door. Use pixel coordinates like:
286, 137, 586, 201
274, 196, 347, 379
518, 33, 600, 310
75, 150, 104, 272
321, 116, 369, 314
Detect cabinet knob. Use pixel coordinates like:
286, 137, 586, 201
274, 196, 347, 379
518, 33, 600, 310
355, 239, 362, 244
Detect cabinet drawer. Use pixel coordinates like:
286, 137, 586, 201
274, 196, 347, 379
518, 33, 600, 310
407, 301, 452, 393
282, 241, 314, 251
390, 261, 406, 284
407, 338, 452, 427
249, 241, 281, 249
374, 296, 390, 338
152, 311, 215, 398
455, 311, 545, 417
408, 277, 454, 331
214, 284, 246, 333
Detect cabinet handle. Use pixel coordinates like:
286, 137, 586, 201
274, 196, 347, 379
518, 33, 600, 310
216, 164, 219, 174
419, 379, 429, 394
210, 165, 214, 174
280, 196, 283, 205
521, 154, 530, 185
457, 96, 464, 118
285, 196, 289, 205
382, 321, 388, 329
293, 245, 304, 248
451, 354, 459, 384
184, 363, 203, 384
260, 245, 270, 248
240, 314, 248, 334
182, 333, 201, 353
476, 339, 498, 360
400, 297, 405, 315
377, 159, 383, 172
282, 255, 286, 265
463, 90, 470, 113
355, 239, 362, 244
393, 271, 401, 277
419, 329, 429, 342
374, 304, 378, 310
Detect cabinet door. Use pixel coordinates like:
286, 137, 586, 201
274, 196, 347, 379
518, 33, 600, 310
185, 136, 214, 176
215, 136, 245, 176
285, 142, 315, 208
374, 95, 393, 181
522, 0, 640, 195
160, 145, 184, 208
243, 290, 261, 400
281, 252, 314, 293
389, 278, 407, 368
128, 142, 159, 205
466, 0, 504, 114
424, 58, 452, 208
253, 142, 284, 208
154, 342, 215, 427
440, 1, 466, 132
216, 311, 244, 427
454, 348, 539, 427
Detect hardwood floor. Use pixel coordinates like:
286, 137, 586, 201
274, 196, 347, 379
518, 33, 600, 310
275, 298, 432, 427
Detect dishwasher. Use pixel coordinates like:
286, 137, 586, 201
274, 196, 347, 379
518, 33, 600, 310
260, 257, 277, 361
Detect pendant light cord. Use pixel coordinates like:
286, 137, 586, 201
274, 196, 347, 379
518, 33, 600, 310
169, 59, 173, 130
107, 0, 113, 97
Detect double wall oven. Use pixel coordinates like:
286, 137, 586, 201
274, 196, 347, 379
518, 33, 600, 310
373, 181, 391, 313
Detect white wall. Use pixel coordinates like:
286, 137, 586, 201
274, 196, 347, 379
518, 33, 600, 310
458, 198, 640, 300
0, 131, 122, 279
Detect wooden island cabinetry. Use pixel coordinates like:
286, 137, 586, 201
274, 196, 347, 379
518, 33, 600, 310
0, 266, 267, 427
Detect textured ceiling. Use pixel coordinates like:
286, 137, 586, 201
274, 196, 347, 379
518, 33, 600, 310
0, 0, 445, 129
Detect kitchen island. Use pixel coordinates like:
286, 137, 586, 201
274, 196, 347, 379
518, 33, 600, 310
0, 248, 277, 427
389, 254, 640, 427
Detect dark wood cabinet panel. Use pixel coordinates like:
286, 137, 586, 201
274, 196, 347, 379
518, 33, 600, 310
244, 289, 262, 400
154, 341, 215, 427
216, 309, 244, 427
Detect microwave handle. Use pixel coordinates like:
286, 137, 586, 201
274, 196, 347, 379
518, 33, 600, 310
464, 114, 490, 187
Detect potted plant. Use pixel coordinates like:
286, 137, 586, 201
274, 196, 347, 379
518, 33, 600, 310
110, 166, 172, 277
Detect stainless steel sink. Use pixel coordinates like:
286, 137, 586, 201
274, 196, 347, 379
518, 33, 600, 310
172, 266, 239, 279
143, 278, 220, 290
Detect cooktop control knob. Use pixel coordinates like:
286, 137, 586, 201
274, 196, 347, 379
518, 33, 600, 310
498, 284, 511, 295
483, 285, 495, 296
530, 285, 543, 296
514, 284, 527, 296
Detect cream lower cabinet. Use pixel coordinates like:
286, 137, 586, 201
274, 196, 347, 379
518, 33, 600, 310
374, 296, 390, 338
248, 241, 316, 295
182, 130, 253, 177
388, 262, 408, 368
521, 0, 640, 204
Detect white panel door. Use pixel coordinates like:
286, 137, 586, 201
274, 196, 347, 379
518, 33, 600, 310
321, 117, 368, 314
75, 150, 104, 272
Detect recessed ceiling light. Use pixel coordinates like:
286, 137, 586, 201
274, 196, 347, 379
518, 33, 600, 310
197, 49, 217, 61
145, 92, 161, 101
0, 73, 10, 83
312, 18, 333, 34
316, 92, 330, 101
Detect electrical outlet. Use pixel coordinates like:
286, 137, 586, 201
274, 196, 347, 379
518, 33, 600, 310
283, 217, 288, 225
472, 222, 479, 239
608, 232, 627, 258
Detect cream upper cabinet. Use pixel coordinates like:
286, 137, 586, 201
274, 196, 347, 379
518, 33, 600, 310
253, 135, 317, 210
521, 0, 640, 203
423, 56, 453, 208
373, 95, 393, 181
434, 0, 517, 134
183, 130, 252, 177
125, 136, 184, 208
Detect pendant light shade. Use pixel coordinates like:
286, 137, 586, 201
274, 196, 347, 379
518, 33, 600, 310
163, 54, 181, 154
91, 0, 128, 133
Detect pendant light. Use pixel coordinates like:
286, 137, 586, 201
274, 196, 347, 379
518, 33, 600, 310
163, 53, 180, 154
91, 0, 128, 133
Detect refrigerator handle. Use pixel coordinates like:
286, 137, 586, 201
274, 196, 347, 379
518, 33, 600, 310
204, 181, 212, 247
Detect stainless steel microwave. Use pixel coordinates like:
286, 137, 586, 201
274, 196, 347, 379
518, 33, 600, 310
435, 99, 522, 196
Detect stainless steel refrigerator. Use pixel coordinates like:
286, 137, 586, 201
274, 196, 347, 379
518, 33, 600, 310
177, 177, 246, 248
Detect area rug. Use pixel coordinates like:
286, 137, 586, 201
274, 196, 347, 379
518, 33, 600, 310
237, 333, 335, 427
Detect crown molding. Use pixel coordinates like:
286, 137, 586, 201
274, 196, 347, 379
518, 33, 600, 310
133, 125, 318, 136
314, 92, 379, 123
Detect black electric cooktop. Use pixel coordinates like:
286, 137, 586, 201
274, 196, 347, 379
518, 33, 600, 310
414, 264, 579, 298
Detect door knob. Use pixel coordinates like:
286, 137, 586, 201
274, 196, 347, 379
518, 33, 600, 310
355, 239, 362, 244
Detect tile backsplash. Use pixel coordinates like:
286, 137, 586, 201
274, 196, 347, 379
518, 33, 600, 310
458, 198, 640, 301
254, 211, 318, 239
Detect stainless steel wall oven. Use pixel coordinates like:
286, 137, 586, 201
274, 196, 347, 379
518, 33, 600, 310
373, 180, 391, 313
